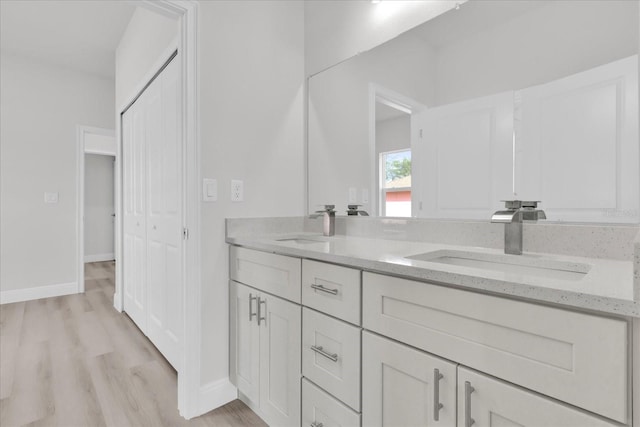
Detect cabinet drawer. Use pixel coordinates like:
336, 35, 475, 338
458, 367, 618, 427
303, 308, 361, 411
302, 260, 361, 325
302, 379, 360, 427
363, 272, 628, 423
230, 246, 301, 303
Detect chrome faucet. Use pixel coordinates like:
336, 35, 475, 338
491, 200, 546, 255
310, 204, 336, 236
346, 205, 369, 216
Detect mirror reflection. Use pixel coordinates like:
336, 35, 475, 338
308, 0, 639, 223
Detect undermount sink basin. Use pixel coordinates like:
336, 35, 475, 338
276, 237, 325, 245
405, 250, 590, 281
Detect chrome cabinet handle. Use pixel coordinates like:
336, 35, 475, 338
434, 368, 444, 421
248, 293, 257, 322
465, 381, 475, 427
257, 297, 266, 326
310, 345, 338, 362
310, 423, 323, 427
310, 284, 338, 295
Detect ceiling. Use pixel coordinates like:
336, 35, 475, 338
0, 0, 136, 79
376, 102, 408, 122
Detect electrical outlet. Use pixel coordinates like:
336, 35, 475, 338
231, 180, 243, 202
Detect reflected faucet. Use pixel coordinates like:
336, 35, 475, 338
309, 204, 336, 236
346, 205, 369, 216
491, 200, 546, 255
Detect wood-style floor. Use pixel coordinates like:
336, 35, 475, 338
0, 261, 266, 427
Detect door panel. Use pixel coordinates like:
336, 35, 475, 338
412, 91, 514, 219
457, 367, 618, 427
145, 55, 183, 369
363, 331, 456, 427
230, 281, 260, 404
123, 96, 147, 332
259, 293, 301, 427
122, 54, 182, 369
517, 55, 638, 222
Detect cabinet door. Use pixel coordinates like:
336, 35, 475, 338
363, 332, 456, 427
230, 281, 260, 405
259, 293, 301, 427
457, 367, 618, 427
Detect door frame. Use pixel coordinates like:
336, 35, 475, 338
115, 0, 202, 419
368, 83, 425, 217
76, 125, 117, 294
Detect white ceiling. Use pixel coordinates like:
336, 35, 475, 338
376, 102, 408, 122
1, 0, 136, 80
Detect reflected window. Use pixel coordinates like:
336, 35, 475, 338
381, 150, 411, 217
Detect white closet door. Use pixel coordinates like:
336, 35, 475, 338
123, 94, 148, 332
146, 56, 183, 369
411, 91, 514, 219
516, 55, 638, 222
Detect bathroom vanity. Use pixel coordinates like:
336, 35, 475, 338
227, 219, 639, 427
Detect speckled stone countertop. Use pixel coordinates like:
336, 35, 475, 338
226, 232, 638, 318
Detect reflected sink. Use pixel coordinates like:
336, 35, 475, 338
405, 250, 590, 281
276, 238, 325, 245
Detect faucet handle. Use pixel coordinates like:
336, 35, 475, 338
500, 200, 541, 210
521, 201, 541, 209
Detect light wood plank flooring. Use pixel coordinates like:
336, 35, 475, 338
0, 261, 266, 427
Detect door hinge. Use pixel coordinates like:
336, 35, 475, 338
183, 227, 189, 240
419, 129, 423, 138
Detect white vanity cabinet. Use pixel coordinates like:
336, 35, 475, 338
362, 332, 457, 427
229, 244, 634, 427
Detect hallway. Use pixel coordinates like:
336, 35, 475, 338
0, 262, 265, 427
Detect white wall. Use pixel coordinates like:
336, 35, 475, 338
0, 53, 115, 294
434, 0, 639, 106
84, 154, 115, 261
304, 0, 459, 76
115, 7, 177, 109
198, 0, 305, 386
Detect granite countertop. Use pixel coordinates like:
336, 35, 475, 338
226, 232, 638, 318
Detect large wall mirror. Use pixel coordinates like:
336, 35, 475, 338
308, 0, 639, 223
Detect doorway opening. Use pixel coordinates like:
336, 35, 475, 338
77, 126, 117, 294
369, 84, 424, 217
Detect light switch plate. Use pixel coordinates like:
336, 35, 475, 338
361, 188, 369, 204
231, 180, 243, 202
44, 192, 59, 204
348, 187, 357, 204
203, 178, 217, 202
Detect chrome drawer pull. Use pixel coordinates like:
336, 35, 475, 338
465, 381, 475, 427
310, 423, 323, 427
310, 284, 338, 295
257, 297, 266, 326
248, 293, 257, 322
310, 345, 338, 362
434, 368, 444, 421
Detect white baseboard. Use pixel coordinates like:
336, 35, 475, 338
197, 378, 237, 416
84, 253, 115, 263
1, 282, 78, 305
